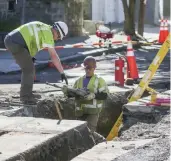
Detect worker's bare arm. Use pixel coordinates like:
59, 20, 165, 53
48, 47, 64, 73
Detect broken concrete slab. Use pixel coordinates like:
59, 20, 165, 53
123, 90, 170, 113
114, 90, 170, 161
0, 116, 95, 161
72, 91, 170, 161
114, 112, 170, 161
0, 117, 85, 134
0, 116, 34, 129
0, 131, 56, 161
121, 90, 170, 130
71, 139, 157, 161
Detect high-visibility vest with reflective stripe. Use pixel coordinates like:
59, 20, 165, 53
74, 74, 108, 116
19, 21, 54, 57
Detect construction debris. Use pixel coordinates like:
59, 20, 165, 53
0, 30, 170, 161
0, 90, 131, 138
0, 116, 96, 161
71, 90, 170, 161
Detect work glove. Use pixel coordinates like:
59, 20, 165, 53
32, 57, 36, 63
61, 73, 68, 85
84, 93, 95, 101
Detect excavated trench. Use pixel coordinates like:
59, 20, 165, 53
0, 82, 170, 161
0, 89, 132, 161
0, 43, 170, 160
34, 90, 130, 137
31, 80, 170, 137
4, 90, 132, 136
0, 75, 169, 161
0, 50, 169, 160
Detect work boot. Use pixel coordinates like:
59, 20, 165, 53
30, 93, 41, 99
20, 96, 38, 105
20, 94, 41, 105
12, 93, 41, 100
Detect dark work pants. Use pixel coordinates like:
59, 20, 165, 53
4, 35, 35, 97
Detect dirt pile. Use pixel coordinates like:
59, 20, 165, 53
112, 113, 170, 161
33, 97, 75, 120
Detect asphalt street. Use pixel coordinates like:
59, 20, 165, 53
0, 48, 170, 92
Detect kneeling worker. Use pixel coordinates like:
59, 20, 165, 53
63, 56, 109, 133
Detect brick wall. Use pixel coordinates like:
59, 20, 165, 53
0, 0, 65, 47
0, 0, 65, 24
25, 1, 65, 24
0, 0, 9, 20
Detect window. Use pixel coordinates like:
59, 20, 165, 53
8, 0, 15, 12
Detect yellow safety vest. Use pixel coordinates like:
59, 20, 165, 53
74, 74, 108, 116
18, 21, 54, 57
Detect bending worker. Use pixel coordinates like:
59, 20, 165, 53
4, 21, 68, 104
63, 56, 109, 133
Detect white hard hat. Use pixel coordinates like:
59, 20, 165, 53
53, 21, 68, 40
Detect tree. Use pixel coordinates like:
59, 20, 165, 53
122, 0, 147, 40
64, 0, 84, 37
138, 0, 147, 36
121, 0, 136, 36
42, 0, 84, 37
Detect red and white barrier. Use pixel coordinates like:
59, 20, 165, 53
1, 38, 135, 52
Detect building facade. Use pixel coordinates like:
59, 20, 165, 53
0, 0, 65, 24
91, 0, 170, 25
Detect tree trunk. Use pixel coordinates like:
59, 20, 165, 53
64, 0, 84, 37
154, 0, 164, 25
138, 0, 147, 36
122, 0, 136, 36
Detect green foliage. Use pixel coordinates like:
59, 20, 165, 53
0, 19, 20, 32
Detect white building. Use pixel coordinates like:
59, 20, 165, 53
91, 0, 170, 25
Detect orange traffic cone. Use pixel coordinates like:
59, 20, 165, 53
158, 19, 165, 44
164, 19, 169, 41
126, 36, 139, 80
